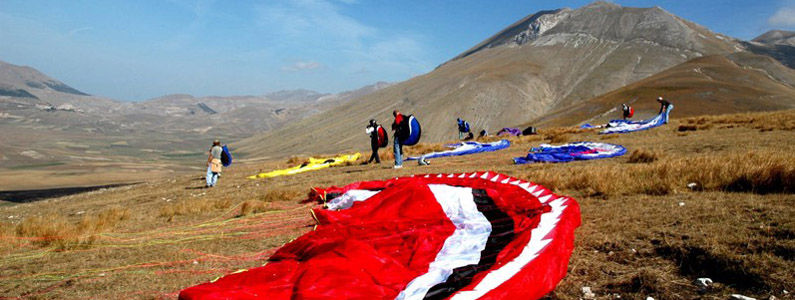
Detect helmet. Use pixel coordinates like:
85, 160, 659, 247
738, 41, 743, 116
657, 96, 663, 101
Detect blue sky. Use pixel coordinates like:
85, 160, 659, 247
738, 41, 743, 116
1, 0, 793, 101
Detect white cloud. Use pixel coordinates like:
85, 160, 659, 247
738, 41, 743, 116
769, 7, 795, 26
67, 27, 93, 37
254, 0, 432, 82
281, 61, 323, 72
255, 0, 373, 47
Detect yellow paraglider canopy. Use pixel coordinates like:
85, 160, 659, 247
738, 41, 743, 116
248, 153, 361, 179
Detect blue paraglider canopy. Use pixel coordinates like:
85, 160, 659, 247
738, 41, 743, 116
513, 142, 626, 164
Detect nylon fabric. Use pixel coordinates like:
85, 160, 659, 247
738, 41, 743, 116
247, 153, 360, 179
600, 109, 669, 134
396, 185, 491, 300
513, 142, 626, 164
180, 172, 581, 300
406, 140, 510, 161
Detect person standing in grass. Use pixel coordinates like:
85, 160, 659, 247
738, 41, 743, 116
365, 119, 382, 164
391, 110, 405, 169
206, 140, 223, 187
657, 96, 673, 124
456, 118, 471, 140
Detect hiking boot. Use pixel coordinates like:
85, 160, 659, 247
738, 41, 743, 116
393, 165, 403, 169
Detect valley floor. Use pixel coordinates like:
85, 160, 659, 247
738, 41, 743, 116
0, 110, 793, 299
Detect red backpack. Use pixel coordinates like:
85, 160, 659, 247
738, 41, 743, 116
628, 106, 635, 118
376, 125, 388, 148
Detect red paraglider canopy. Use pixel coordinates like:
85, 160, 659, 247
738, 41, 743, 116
180, 172, 581, 300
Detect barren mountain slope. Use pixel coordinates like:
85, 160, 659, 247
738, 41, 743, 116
238, 2, 743, 157
532, 53, 795, 128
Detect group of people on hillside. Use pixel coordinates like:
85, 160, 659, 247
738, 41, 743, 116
620, 96, 673, 123
204, 96, 673, 186
364, 110, 409, 169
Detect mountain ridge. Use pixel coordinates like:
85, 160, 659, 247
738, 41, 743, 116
237, 2, 777, 158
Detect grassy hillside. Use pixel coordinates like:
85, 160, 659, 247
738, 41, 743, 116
1, 110, 794, 299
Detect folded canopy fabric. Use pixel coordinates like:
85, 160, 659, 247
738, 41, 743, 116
180, 172, 581, 300
496, 128, 521, 136
405, 139, 510, 161
600, 109, 668, 134
513, 142, 626, 164
247, 153, 361, 179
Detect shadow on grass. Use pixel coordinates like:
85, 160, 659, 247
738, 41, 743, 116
0, 183, 137, 203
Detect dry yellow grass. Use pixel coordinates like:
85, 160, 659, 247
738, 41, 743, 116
285, 155, 308, 165
159, 197, 233, 221
627, 148, 661, 163
0, 110, 793, 299
14, 207, 129, 250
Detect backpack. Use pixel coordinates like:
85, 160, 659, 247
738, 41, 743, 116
522, 126, 537, 136
458, 120, 470, 132
376, 125, 388, 148
221, 145, 233, 167
399, 115, 422, 146
627, 107, 634, 118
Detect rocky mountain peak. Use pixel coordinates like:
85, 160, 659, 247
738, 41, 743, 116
584, 1, 619, 8
753, 30, 795, 47
449, 2, 735, 64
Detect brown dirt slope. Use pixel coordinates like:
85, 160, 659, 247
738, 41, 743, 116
1, 110, 793, 299
532, 54, 795, 128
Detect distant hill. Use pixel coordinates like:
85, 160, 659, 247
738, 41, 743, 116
753, 30, 795, 47
0, 60, 118, 111
0, 59, 389, 185
238, 2, 769, 157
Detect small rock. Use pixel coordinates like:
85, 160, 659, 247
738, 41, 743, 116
768, 295, 777, 300
76, 211, 85, 215
646, 297, 655, 300
679, 202, 685, 206
693, 277, 712, 293
581, 286, 596, 300
192, 260, 199, 265
631, 248, 637, 253
98, 273, 106, 277
687, 182, 698, 190
731, 294, 756, 300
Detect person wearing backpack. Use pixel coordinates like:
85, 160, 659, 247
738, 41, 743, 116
657, 96, 673, 124
622, 104, 634, 120
457, 118, 471, 140
392, 110, 405, 169
206, 140, 223, 188
364, 119, 383, 164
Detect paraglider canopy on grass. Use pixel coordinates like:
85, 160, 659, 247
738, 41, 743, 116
180, 172, 581, 300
